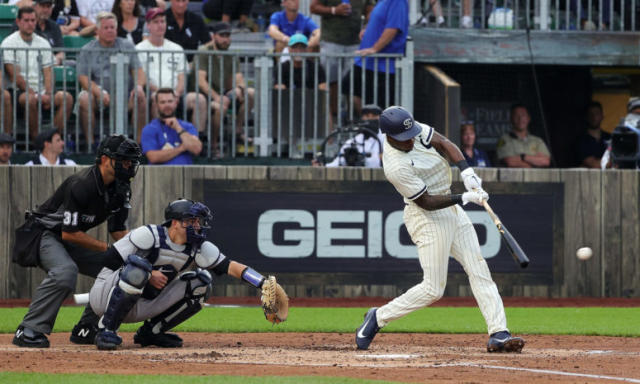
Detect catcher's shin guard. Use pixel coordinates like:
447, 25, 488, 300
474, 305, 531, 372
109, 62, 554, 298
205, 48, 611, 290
100, 255, 152, 332
136, 269, 212, 344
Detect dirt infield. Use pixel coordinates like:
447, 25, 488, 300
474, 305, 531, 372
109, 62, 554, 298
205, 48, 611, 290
1, 332, 640, 383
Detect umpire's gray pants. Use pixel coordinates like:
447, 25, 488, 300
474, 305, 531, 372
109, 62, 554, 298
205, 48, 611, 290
20, 230, 121, 334
90, 267, 190, 323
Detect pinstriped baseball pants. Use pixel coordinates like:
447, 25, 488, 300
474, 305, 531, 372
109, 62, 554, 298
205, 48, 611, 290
376, 204, 508, 335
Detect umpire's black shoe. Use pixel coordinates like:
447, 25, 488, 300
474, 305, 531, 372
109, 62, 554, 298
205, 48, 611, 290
70, 322, 98, 345
13, 326, 50, 348
134, 324, 183, 348
487, 331, 525, 353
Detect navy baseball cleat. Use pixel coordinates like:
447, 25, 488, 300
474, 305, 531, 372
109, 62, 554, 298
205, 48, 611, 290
355, 307, 380, 350
134, 323, 183, 348
70, 322, 98, 345
487, 331, 525, 353
12, 326, 49, 348
95, 329, 122, 351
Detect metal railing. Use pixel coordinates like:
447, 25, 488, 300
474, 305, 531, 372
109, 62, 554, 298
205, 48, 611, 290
0, 44, 413, 159
413, 0, 638, 31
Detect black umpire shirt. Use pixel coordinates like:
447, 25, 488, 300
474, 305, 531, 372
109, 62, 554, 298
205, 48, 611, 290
165, 9, 211, 61
36, 165, 129, 235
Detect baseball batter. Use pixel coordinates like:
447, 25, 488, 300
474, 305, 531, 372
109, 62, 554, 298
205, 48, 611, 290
355, 106, 525, 353
89, 199, 278, 350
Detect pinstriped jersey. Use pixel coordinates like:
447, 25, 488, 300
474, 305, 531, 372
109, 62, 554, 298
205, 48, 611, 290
113, 224, 227, 274
382, 123, 452, 204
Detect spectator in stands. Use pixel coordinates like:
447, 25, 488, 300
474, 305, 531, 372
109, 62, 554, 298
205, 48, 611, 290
273, 34, 327, 91
202, 0, 255, 30
576, 101, 610, 168
0, 133, 15, 165
268, 0, 320, 53
112, 0, 145, 44
77, 11, 147, 147
461, 121, 491, 167
196, 22, 256, 155
76, 0, 115, 33
314, 104, 384, 167
136, 8, 207, 131
496, 103, 551, 168
344, 0, 408, 112
165, 0, 211, 62
461, 0, 473, 28
310, 0, 374, 122
27, 0, 64, 64
51, 0, 81, 35
2, 7, 74, 140
141, 88, 202, 165
0, 80, 13, 134
25, 128, 77, 165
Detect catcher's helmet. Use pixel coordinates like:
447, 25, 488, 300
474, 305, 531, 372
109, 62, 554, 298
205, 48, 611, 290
163, 199, 213, 246
379, 106, 421, 141
95, 135, 142, 179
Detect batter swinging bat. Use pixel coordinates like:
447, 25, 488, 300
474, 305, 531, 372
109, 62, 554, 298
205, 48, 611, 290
482, 200, 529, 268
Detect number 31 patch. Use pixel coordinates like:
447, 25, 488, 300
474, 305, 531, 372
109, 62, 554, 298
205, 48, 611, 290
63, 211, 78, 226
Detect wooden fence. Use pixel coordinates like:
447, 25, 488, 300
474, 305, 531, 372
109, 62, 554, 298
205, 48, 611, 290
0, 166, 638, 299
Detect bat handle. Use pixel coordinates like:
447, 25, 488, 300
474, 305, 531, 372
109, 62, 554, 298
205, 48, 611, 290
482, 200, 501, 226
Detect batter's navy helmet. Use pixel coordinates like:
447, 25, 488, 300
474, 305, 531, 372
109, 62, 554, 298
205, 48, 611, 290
379, 106, 421, 141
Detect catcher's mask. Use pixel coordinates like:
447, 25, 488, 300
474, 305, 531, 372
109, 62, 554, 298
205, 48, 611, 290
163, 199, 213, 247
95, 135, 142, 181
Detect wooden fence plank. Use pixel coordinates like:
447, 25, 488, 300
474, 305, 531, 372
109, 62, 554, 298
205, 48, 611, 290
144, 166, 184, 224
620, 170, 639, 297
0, 167, 11, 299
498, 168, 524, 182
129, 166, 146, 229
183, 166, 204, 202
269, 166, 299, 180
523, 168, 561, 182
297, 166, 326, 181
602, 171, 622, 297
7, 167, 31, 298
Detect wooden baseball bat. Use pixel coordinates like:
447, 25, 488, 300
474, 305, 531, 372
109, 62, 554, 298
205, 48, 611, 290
482, 200, 529, 269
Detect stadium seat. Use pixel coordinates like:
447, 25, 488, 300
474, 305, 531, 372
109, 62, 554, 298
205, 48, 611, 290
0, 4, 17, 23
54, 65, 76, 90
63, 35, 94, 48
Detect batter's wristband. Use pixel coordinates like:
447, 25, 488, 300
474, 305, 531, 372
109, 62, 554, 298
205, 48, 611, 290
456, 160, 470, 171
450, 194, 463, 205
241, 267, 266, 288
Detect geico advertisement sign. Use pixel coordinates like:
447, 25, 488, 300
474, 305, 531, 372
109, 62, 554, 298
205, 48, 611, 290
257, 209, 500, 259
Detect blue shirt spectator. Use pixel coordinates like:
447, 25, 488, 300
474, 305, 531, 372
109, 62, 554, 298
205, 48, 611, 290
141, 119, 199, 165
269, 11, 318, 38
461, 122, 491, 167
268, 0, 320, 52
355, 0, 408, 74
463, 148, 492, 167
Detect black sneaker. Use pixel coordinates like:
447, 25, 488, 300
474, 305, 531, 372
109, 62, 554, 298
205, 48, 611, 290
69, 322, 98, 345
13, 326, 50, 348
487, 331, 525, 353
355, 307, 380, 350
134, 324, 183, 348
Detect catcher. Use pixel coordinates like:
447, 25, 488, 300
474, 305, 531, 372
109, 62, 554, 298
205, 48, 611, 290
88, 199, 288, 350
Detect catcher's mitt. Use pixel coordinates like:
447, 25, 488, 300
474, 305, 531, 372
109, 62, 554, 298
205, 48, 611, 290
261, 276, 289, 324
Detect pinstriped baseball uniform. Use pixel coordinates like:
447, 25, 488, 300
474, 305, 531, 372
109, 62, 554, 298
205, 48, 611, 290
376, 123, 508, 335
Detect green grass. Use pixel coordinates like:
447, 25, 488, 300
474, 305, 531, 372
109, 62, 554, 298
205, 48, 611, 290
1, 306, 639, 337
0, 373, 405, 384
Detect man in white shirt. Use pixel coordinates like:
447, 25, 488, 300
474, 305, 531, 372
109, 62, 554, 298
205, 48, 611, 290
25, 128, 77, 165
136, 8, 206, 131
1, 6, 73, 140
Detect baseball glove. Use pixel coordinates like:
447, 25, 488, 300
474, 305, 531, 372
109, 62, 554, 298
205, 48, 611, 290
261, 276, 289, 324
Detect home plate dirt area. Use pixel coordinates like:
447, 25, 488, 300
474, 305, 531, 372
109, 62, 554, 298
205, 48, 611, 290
1, 333, 640, 383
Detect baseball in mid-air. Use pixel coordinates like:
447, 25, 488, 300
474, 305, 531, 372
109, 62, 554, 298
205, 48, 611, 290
576, 247, 593, 261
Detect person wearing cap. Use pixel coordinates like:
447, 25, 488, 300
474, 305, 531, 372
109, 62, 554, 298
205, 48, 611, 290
136, 8, 206, 131
196, 21, 255, 155
13, 134, 142, 349
2, 6, 74, 141
354, 106, 525, 354
77, 11, 147, 148
24, 128, 77, 165
164, 0, 211, 62
314, 104, 384, 168
576, 101, 611, 169
342, 0, 409, 111
273, 33, 326, 91
0, 133, 15, 165
496, 103, 551, 168
268, 0, 320, 53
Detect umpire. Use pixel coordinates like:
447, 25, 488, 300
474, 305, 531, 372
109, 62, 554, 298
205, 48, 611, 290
12, 135, 142, 348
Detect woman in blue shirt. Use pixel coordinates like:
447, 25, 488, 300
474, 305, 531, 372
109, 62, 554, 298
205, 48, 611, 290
461, 121, 491, 167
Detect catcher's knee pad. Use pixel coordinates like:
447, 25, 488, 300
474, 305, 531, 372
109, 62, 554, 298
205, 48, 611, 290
144, 269, 212, 334
119, 255, 153, 294
101, 256, 152, 331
